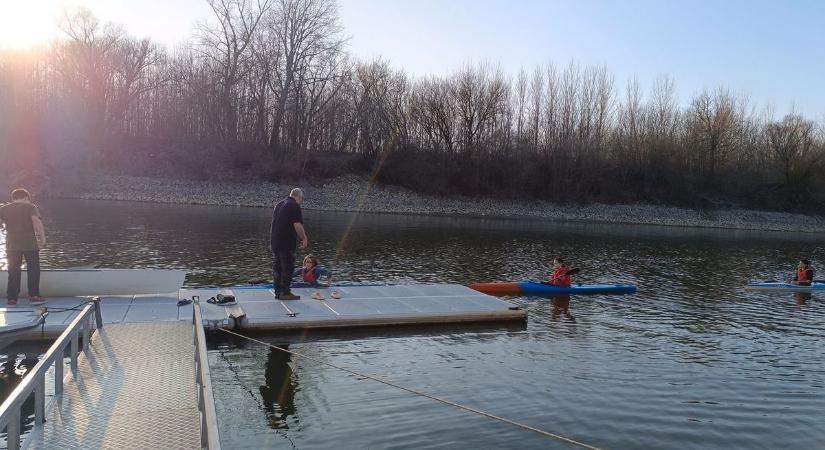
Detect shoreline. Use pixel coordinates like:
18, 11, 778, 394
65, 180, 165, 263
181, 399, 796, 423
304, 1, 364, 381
36, 174, 825, 233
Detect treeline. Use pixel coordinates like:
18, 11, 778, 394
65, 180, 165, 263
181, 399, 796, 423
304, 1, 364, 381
1, 0, 824, 210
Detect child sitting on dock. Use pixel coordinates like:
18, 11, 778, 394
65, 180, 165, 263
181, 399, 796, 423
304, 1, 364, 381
294, 254, 331, 285
793, 259, 814, 286
546, 257, 572, 287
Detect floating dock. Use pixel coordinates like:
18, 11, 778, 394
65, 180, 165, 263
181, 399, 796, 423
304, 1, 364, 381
10, 284, 525, 339
187, 283, 526, 331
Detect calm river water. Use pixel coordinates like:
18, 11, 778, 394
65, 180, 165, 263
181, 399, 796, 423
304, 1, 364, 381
3, 199, 825, 449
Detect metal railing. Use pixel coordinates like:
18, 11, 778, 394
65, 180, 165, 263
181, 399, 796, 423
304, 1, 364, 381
0, 297, 103, 450
193, 301, 221, 450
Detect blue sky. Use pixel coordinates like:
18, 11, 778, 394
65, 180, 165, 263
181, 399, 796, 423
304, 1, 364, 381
3, 0, 823, 117
339, 0, 825, 117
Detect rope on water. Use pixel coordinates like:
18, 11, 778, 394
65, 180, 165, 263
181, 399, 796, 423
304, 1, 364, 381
217, 328, 603, 450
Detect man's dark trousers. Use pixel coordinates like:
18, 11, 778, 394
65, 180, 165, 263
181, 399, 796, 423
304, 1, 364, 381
272, 250, 295, 297
6, 250, 40, 299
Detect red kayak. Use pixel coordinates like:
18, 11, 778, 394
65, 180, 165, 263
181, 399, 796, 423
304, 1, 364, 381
467, 282, 522, 296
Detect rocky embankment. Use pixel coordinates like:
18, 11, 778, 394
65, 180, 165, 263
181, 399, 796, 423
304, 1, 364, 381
38, 174, 825, 232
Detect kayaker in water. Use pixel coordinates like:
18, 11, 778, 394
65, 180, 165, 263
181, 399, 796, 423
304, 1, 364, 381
792, 259, 814, 286
546, 257, 572, 287
294, 254, 330, 285
295, 254, 342, 300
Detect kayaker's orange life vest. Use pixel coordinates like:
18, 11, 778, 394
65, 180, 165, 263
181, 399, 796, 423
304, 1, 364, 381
797, 268, 813, 283
302, 268, 318, 283
550, 266, 572, 287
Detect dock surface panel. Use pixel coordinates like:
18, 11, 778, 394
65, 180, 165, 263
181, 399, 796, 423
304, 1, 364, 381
187, 283, 526, 330
27, 321, 200, 449
15, 294, 189, 339
14, 283, 524, 337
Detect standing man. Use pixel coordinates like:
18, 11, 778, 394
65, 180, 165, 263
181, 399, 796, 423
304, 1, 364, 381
0, 189, 46, 307
270, 188, 308, 300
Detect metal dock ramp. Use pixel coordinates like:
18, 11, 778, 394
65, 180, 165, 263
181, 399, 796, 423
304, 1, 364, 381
1, 300, 220, 449
27, 322, 200, 449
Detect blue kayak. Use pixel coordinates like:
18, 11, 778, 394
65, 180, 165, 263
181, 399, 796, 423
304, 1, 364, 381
520, 281, 637, 295
744, 281, 825, 292
470, 281, 636, 296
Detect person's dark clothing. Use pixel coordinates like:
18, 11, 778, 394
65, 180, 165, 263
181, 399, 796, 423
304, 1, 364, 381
270, 197, 303, 252
1, 202, 41, 299
270, 197, 303, 296
272, 251, 296, 297
6, 250, 40, 299
794, 268, 814, 286
0, 202, 39, 251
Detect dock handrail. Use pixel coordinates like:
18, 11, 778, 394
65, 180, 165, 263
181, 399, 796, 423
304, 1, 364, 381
0, 297, 102, 450
193, 301, 222, 450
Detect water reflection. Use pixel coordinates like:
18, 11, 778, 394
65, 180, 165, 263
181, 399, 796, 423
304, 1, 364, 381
0, 352, 39, 442
259, 346, 297, 430
550, 294, 574, 321
794, 292, 812, 305
0, 354, 37, 402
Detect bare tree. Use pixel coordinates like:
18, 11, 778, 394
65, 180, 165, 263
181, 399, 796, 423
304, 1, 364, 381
593, 66, 614, 148
54, 8, 123, 131
528, 66, 544, 151
450, 62, 506, 154
648, 75, 677, 139
687, 88, 739, 178
198, 0, 273, 140
514, 67, 528, 145
108, 38, 166, 134
543, 62, 559, 154
559, 61, 579, 148
410, 77, 456, 153
264, 0, 346, 153
617, 76, 643, 166
767, 114, 820, 187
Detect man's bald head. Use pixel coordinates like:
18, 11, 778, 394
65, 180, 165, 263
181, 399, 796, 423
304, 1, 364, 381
290, 188, 304, 204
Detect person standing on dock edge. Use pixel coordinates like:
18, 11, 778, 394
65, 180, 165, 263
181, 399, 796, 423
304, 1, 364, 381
271, 188, 308, 300
0, 189, 47, 307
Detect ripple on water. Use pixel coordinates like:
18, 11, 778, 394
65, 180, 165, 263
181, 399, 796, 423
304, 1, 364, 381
17, 200, 825, 449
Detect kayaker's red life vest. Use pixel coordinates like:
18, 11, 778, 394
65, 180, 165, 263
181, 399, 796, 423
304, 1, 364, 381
797, 268, 813, 284
550, 266, 572, 287
301, 267, 318, 283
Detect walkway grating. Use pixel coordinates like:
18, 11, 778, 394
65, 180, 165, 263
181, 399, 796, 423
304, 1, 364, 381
28, 321, 200, 449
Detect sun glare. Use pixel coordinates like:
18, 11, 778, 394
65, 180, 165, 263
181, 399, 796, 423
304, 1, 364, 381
0, 0, 115, 49
0, 0, 61, 49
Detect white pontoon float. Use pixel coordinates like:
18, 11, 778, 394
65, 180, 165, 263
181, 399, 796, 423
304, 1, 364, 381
0, 269, 187, 297
0, 308, 48, 350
